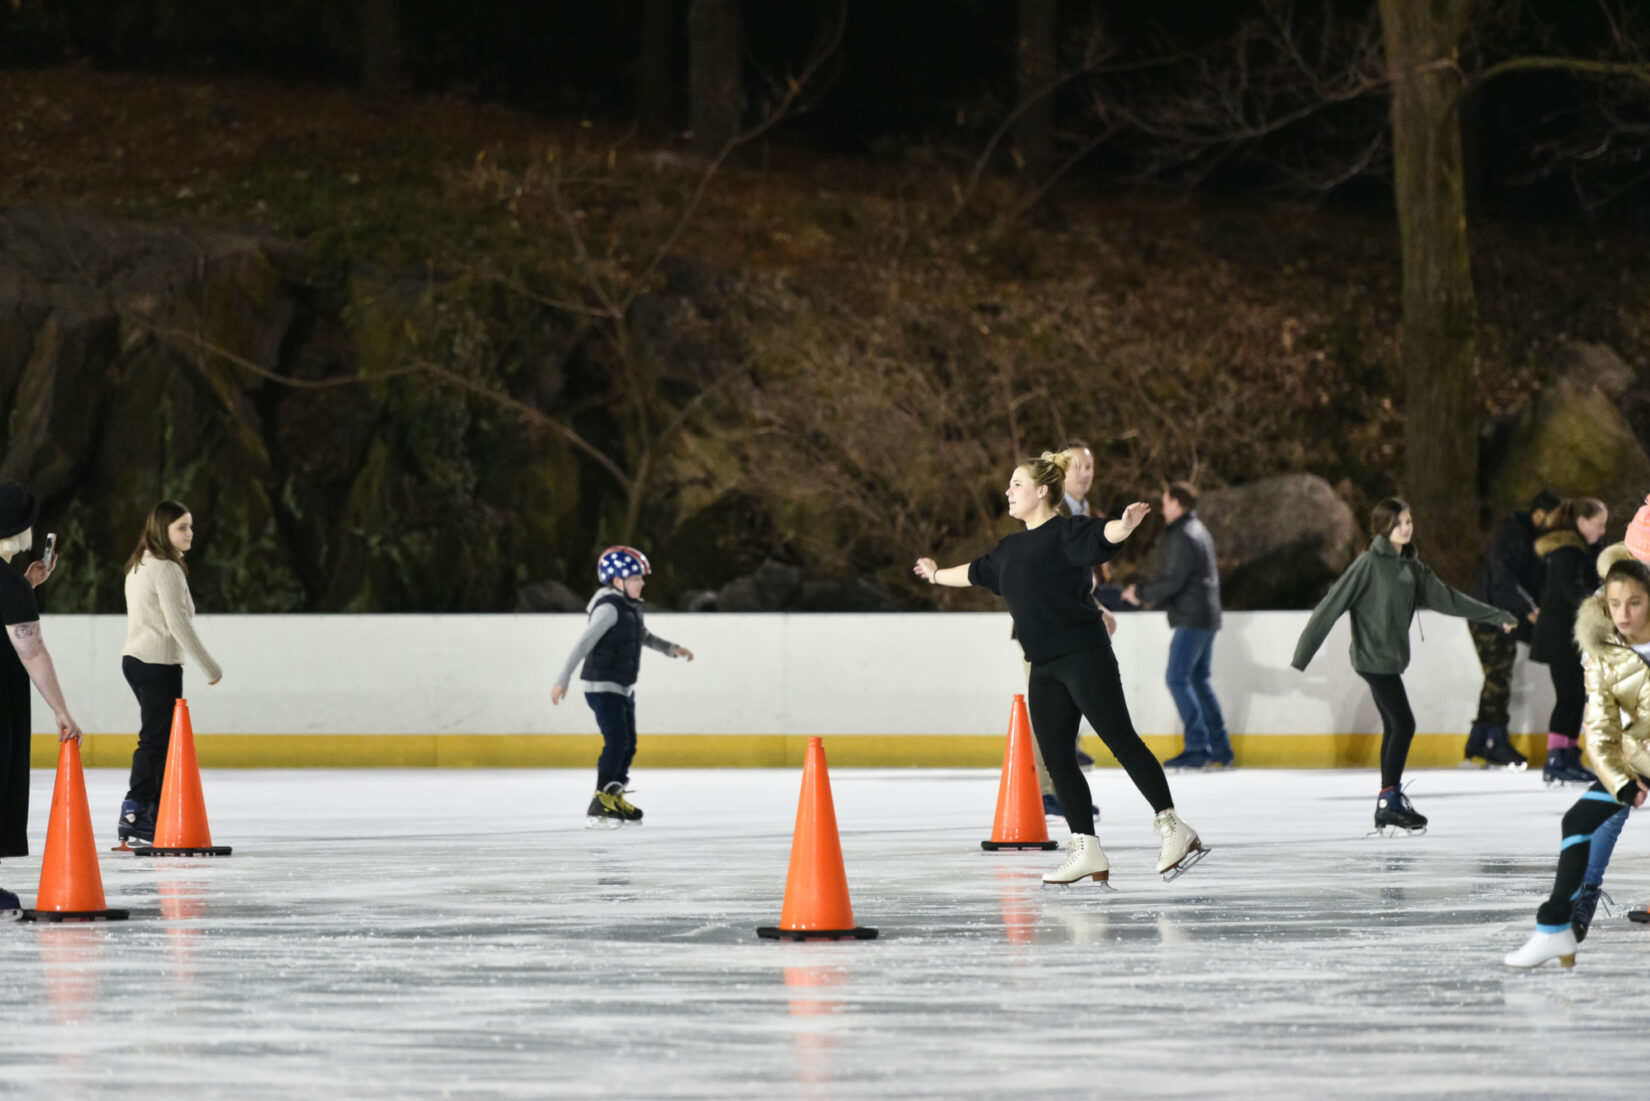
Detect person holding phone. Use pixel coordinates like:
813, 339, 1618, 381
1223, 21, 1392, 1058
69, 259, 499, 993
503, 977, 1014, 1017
0, 482, 83, 912
117, 500, 222, 847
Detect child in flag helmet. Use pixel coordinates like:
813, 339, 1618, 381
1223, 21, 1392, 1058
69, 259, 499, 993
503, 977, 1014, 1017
551, 546, 694, 828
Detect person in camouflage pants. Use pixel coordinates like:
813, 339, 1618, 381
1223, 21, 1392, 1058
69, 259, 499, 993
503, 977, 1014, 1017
1465, 491, 1558, 767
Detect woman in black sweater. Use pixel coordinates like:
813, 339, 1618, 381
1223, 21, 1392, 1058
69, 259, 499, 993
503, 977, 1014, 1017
914, 449, 1206, 885
1529, 497, 1609, 785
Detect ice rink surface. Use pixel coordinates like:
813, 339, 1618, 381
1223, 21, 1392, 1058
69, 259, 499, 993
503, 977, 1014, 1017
1, 765, 1647, 1099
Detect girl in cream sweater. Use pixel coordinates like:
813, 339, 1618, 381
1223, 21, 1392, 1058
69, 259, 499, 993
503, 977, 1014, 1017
118, 500, 222, 847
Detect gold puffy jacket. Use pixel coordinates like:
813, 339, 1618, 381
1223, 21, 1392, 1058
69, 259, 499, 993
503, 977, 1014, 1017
1577, 543, 1650, 798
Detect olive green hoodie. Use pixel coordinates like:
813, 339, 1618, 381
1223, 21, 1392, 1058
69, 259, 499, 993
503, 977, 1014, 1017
1292, 535, 1516, 675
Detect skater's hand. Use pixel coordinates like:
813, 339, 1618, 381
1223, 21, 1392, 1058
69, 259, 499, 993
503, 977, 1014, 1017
1527, 609, 1539, 624
54, 711, 81, 743
1632, 779, 1648, 808
1117, 501, 1151, 534
23, 558, 54, 588
550, 684, 566, 706
673, 646, 694, 661
1101, 609, 1117, 637
207, 674, 222, 686
1501, 617, 1518, 634
913, 557, 938, 583
1121, 584, 1141, 607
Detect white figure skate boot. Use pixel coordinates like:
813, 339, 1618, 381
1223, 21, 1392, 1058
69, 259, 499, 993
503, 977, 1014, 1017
1503, 926, 1578, 969
1042, 834, 1110, 885
1154, 809, 1208, 881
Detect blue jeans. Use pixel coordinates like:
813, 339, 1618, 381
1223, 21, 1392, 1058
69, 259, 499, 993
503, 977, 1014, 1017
1585, 805, 1629, 886
1165, 627, 1229, 761
586, 691, 638, 789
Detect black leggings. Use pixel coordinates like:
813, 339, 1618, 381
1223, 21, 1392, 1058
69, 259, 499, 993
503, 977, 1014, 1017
1547, 655, 1585, 739
123, 656, 183, 805
1026, 644, 1174, 837
1535, 782, 1627, 929
1357, 672, 1416, 790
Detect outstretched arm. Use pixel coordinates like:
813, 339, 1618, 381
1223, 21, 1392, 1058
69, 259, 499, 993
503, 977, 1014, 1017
8, 622, 82, 742
1103, 501, 1152, 545
913, 558, 973, 588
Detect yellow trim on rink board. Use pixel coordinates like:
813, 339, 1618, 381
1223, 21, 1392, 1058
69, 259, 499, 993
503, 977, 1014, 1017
34, 732, 1554, 770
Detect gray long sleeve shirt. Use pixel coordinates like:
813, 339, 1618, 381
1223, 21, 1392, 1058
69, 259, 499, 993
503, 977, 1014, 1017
553, 594, 680, 696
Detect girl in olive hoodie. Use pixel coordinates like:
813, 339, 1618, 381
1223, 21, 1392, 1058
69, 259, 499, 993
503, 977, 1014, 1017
1292, 498, 1516, 832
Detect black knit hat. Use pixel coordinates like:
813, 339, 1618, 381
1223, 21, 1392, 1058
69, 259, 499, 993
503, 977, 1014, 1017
0, 482, 39, 540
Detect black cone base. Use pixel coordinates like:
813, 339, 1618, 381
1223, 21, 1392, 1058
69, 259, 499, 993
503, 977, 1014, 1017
134, 845, 232, 857
757, 925, 878, 941
1629, 910, 1650, 924
22, 908, 130, 923
980, 839, 1059, 851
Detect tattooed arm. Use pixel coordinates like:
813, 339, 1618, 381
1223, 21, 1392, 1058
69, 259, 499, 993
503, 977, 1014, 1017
8, 621, 83, 743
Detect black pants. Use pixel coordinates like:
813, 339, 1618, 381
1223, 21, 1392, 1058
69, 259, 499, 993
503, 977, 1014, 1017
1357, 672, 1416, 790
0, 667, 30, 857
586, 691, 638, 790
1027, 644, 1174, 838
123, 656, 183, 805
1535, 783, 1628, 928
1547, 655, 1585, 739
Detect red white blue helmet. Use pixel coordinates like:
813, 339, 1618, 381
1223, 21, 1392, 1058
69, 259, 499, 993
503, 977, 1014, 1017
598, 545, 651, 585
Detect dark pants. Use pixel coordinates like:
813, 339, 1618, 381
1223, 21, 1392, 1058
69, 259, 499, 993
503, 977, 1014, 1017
0, 667, 30, 857
1165, 626, 1229, 760
123, 656, 183, 805
1358, 672, 1416, 790
1027, 644, 1175, 838
1536, 783, 1630, 929
586, 691, 638, 790
1468, 621, 1516, 727
1547, 655, 1585, 739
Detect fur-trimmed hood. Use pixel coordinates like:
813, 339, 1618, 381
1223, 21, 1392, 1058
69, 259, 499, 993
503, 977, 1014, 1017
1574, 543, 1645, 659
1534, 528, 1584, 558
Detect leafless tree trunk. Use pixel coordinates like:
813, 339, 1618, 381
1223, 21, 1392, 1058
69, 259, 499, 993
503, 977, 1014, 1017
638, 0, 677, 137
689, 0, 743, 158
1015, 0, 1059, 183
1379, 0, 1477, 582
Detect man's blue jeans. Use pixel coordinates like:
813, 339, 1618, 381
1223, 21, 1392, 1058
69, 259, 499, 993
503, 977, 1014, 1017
1166, 627, 1229, 762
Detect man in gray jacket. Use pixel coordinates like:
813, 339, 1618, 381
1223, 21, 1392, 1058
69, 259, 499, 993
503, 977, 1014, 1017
1122, 482, 1231, 769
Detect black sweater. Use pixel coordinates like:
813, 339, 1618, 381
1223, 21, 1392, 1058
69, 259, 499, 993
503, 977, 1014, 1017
969, 515, 1124, 662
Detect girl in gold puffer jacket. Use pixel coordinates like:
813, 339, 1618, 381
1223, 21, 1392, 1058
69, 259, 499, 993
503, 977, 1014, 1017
1505, 543, 1650, 969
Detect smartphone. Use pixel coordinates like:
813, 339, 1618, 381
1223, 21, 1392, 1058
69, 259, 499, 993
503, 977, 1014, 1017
42, 532, 56, 571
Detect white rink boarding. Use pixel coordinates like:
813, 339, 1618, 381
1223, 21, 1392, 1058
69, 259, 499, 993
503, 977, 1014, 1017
27, 611, 1558, 765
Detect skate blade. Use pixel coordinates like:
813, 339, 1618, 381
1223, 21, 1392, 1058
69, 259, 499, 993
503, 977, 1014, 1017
584, 817, 624, 831
1368, 825, 1427, 838
1458, 759, 1489, 770
1160, 844, 1210, 883
1041, 877, 1116, 890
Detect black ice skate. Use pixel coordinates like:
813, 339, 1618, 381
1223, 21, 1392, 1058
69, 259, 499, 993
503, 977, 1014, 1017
585, 782, 643, 830
1371, 785, 1427, 836
1571, 883, 1612, 943
1542, 747, 1595, 787
1480, 727, 1527, 771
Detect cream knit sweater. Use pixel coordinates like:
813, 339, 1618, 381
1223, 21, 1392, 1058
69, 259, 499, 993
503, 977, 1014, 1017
122, 552, 222, 682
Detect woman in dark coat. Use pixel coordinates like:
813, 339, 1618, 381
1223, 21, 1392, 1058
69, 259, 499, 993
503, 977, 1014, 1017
1529, 497, 1609, 785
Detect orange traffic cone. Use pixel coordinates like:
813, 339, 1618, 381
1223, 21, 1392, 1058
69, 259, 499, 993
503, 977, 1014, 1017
134, 700, 232, 858
981, 694, 1058, 851
757, 737, 877, 941
21, 740, 129, 922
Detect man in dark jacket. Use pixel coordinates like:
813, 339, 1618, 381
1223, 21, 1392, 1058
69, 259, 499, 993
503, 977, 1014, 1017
1122, 482, 1231, 769
1464, 489, 1559, 769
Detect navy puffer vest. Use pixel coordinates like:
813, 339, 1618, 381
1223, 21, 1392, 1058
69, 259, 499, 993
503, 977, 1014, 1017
581, 591, 645, 686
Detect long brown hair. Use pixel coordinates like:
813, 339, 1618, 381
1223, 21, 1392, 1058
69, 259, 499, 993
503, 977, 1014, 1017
1545, 497, 1606, 535
1370, 497, 1410, 539
125, 500, 191, 576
